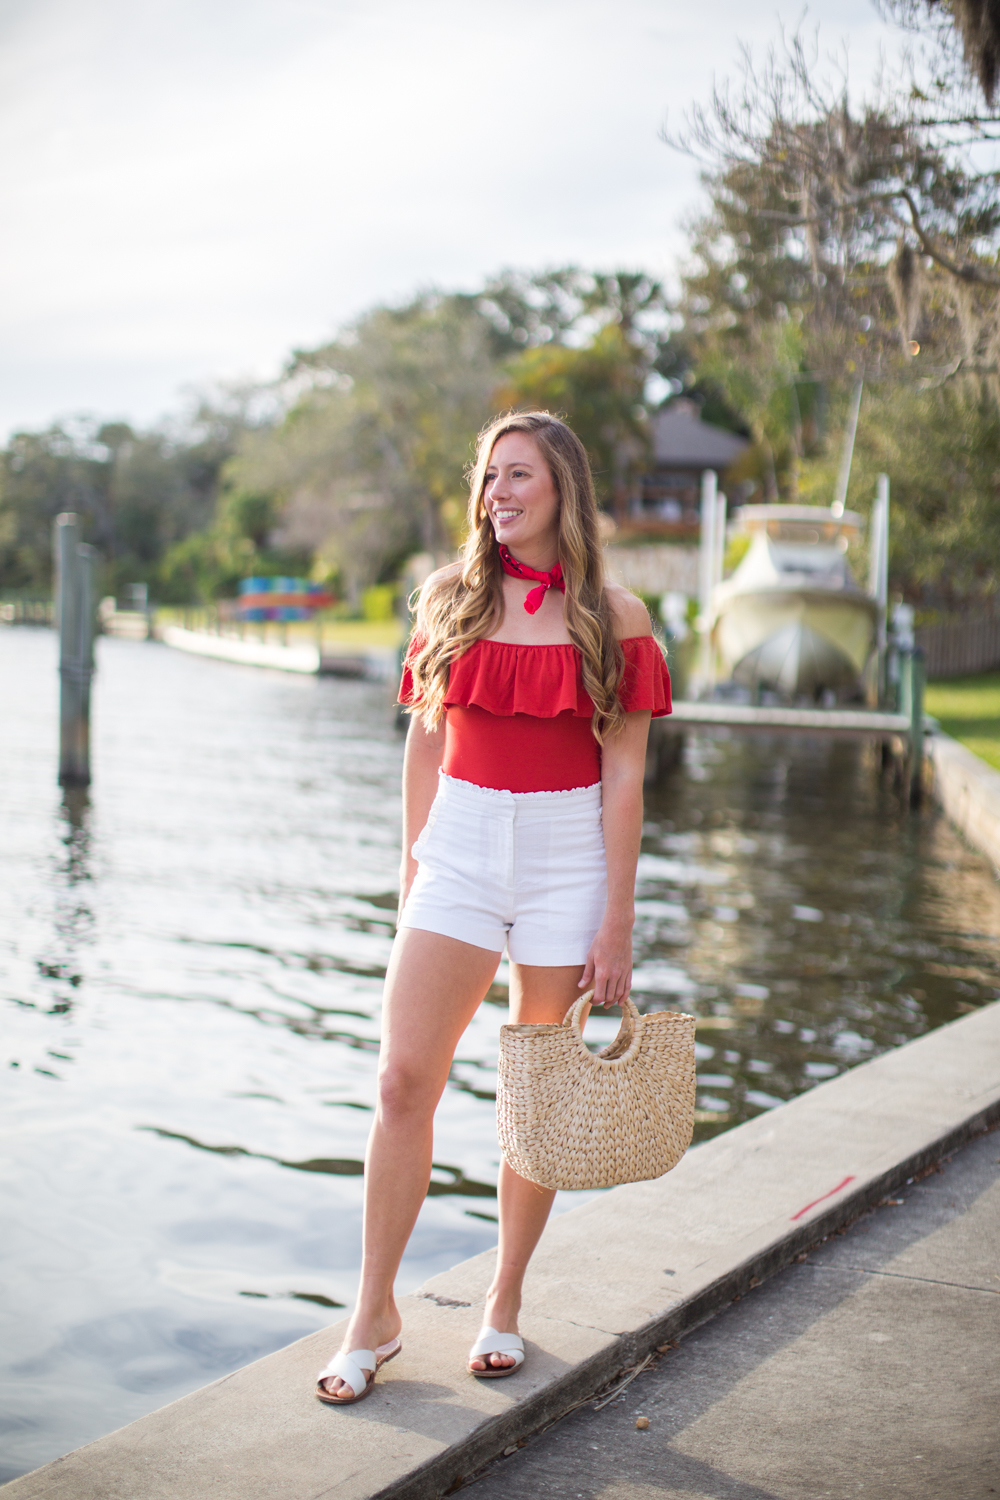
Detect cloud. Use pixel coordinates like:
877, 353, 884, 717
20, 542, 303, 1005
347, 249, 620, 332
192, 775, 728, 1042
0, 0, 893, 436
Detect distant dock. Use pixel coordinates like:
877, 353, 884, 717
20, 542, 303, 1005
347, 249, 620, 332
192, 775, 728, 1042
159, 625, 398, 680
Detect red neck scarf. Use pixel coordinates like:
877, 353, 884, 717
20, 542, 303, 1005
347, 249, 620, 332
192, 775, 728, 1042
498, 544, 565, 615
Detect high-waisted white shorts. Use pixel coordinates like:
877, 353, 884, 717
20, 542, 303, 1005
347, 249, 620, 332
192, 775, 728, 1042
398, 772, 607, 965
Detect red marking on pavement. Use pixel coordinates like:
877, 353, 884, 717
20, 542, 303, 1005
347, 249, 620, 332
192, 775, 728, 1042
790, 1175, 857, 1221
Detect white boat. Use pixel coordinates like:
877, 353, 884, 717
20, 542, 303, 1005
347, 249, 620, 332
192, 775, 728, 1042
711, 505, 878, 698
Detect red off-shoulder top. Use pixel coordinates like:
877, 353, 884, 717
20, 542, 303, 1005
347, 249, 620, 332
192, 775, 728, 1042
398, 635, 672, 793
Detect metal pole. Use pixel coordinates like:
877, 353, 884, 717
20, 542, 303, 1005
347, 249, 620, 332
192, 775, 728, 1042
714, 492, 727, 592
697, 470, 718, 695
56, 514, 83, 785
867, 475, 890, 704
832, 381, 864, 517
909, 648, 925, 808
54, 514, 96, 786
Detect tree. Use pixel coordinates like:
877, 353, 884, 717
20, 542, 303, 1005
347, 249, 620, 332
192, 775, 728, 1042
490, 270, 667, 513
663, 14, 1000, 602
495, 323, 651, 510
887, 1, 1000, 104
223, 293, 502, 604
0, 392, 268, 598
0, 423, 106, 591
673, 24, 1000, 387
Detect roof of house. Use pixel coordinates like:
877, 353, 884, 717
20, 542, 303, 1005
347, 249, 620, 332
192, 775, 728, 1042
650, 400, 750, 469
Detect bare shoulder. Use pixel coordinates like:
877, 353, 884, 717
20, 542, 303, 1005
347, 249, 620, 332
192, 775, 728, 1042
415, 561, 462, 626
605, 583, 652, 641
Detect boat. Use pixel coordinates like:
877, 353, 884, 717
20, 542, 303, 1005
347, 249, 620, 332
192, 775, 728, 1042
710, 505, 878, 699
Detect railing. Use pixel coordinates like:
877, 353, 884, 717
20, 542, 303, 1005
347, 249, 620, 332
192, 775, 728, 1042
0, 595, 54, 625
916, 612, 1000, 679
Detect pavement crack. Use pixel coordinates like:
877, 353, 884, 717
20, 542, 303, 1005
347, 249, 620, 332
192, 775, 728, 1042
838, 1264, 999, 1294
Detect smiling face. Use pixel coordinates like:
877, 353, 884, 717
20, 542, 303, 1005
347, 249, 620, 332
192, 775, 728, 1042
483, 432, 561, 566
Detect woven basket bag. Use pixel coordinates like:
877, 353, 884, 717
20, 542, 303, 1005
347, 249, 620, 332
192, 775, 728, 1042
496, 994, 697, 1192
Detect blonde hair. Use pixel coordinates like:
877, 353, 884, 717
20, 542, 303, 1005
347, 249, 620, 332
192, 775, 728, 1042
406, 411, 625, 740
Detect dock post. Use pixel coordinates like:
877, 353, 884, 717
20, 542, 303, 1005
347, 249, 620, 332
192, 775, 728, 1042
869, 475, 890, 702
697, 470, 718, 695
54, 514, 97, 787
897, 647, 925, 808
908, 648, 925, 808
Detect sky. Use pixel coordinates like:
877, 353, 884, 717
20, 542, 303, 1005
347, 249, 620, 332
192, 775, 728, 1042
0, 0, 899, 440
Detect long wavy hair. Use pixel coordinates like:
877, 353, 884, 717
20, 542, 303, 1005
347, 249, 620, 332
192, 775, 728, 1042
406, 411, 625, 740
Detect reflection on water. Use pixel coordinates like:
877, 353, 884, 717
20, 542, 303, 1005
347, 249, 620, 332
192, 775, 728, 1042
2, 628, 999, 1480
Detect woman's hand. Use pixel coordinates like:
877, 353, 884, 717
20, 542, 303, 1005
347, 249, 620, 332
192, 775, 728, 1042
578, 910, 633, 1007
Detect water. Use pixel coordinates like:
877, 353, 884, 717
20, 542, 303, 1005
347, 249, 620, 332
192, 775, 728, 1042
2, 628, 999, 1482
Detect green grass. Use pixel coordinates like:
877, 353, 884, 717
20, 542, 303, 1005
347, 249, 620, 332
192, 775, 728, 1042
924, 672, 1000, 772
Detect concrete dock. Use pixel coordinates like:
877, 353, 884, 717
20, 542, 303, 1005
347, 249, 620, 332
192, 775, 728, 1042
6, 999, 999, 1500
158, 625, 398, 679
470, 1119, 1000, 1500
928, 728, 1000, 874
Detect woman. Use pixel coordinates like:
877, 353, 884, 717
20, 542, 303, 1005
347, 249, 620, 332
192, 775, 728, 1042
316, 411, 671, 1403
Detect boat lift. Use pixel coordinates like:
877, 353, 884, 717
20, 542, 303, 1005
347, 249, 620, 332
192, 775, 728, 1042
652, 470, 926, 805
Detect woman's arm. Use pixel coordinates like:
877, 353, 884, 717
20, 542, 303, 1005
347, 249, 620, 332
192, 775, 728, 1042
579, 709, 650, 1005
397, 565, 460, 920
579, 585, 655, 1005
399, 715, 446, 922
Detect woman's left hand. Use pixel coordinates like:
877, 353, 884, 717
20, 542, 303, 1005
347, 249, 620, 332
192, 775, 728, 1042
578, 913, 633, 1008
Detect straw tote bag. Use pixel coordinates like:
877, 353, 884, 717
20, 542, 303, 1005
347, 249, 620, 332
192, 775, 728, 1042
496, 994, 697, 1192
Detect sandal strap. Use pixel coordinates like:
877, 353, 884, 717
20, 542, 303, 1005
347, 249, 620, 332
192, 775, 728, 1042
316, 1348, 375, 1398
469, 1326, 525, 1360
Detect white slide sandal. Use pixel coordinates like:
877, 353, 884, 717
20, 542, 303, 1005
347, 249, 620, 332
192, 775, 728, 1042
468, 1326, 525, 1378
315, 1337, 402, 1404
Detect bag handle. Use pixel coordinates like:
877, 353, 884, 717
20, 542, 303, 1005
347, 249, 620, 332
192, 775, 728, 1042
564, 992, 641, 1060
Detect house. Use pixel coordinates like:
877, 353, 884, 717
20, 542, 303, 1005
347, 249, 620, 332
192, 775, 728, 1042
622, 399, 750, 539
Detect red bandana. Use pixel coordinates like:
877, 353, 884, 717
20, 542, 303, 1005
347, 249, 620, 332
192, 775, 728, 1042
498, 545, 566, 614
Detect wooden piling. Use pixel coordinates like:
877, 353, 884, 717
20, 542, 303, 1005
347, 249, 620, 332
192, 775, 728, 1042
54, 514, 97, 787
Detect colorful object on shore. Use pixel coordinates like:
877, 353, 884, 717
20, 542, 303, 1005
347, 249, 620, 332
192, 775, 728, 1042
236, 577, 335, 623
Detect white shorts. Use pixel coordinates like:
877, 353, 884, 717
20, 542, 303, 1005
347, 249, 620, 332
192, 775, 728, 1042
399, 772, 607, 966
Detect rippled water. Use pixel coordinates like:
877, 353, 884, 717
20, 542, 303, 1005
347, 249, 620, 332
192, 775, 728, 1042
2, 627, 999, 1482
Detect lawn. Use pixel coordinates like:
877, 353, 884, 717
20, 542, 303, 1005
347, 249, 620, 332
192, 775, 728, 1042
924, 672, 1000, 772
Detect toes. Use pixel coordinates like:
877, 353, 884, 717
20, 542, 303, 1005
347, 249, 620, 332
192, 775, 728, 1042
320, 1376, 355, 1398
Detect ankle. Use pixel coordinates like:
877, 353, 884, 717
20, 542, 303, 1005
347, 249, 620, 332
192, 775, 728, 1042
483, 1287, 522, 1329
347, 1300, 398, 1336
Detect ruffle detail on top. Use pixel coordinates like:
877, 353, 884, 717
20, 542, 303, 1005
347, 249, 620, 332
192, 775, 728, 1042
399, 633, 671, 719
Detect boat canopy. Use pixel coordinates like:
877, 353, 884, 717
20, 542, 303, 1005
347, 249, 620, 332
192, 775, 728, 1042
738, 505, 864, 542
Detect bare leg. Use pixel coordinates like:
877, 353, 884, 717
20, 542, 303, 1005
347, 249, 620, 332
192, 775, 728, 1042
470, 963, 586, 1372
320, 927, 500, 1396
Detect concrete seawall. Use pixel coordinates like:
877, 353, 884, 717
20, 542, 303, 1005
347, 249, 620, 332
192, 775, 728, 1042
8, 999, 1000, 1500
158, 625, 398, 679
927, 728, 1000, 874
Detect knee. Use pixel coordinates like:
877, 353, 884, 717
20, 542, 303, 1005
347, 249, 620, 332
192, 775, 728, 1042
376, 1063, 438, 1125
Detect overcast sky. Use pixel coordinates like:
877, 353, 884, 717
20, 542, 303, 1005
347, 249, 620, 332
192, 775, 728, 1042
0, 0, 898, 439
